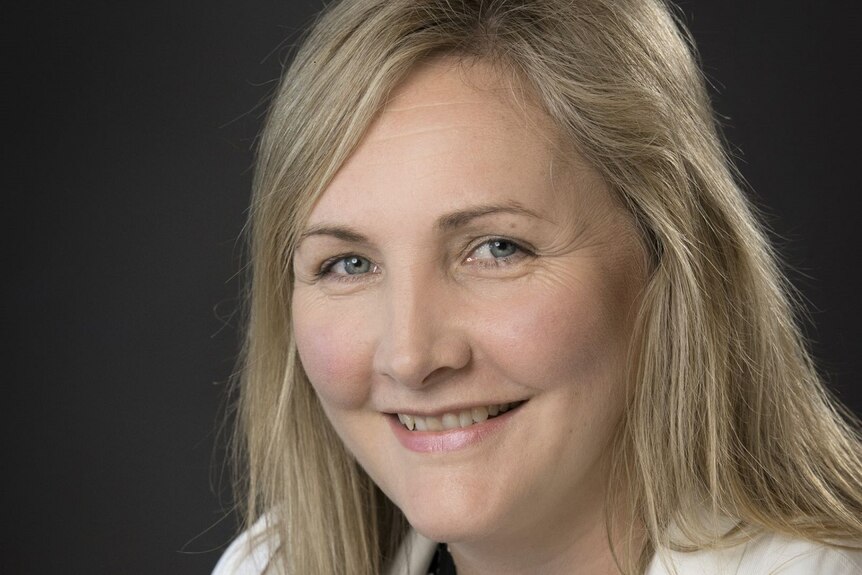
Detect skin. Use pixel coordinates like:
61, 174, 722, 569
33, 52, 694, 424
292, 57, 648, 575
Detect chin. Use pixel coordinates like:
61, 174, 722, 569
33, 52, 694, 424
393, 478, 507, 543
402, 505, 492, 544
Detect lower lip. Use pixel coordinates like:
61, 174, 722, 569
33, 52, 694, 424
387, 404, 524, 453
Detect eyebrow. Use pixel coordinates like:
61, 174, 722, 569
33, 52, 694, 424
298, 224, 368, 244
435, 201, 548, 231
298, 201, 548, 245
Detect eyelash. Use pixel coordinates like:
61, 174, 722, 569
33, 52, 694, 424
463, 237, 533, 269
315, 253, 380, 283
314, 237, 534, 282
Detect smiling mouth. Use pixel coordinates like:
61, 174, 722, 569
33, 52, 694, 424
394, 400, 527, 431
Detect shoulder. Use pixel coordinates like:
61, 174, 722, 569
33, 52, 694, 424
646, 531, 862, 575
212, 516, 279, 575
210, 521, 437, 575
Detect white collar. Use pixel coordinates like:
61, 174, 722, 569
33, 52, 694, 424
386, 528, 437, 575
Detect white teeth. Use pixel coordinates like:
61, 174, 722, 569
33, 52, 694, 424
401, 413, 415, 431
471, 406, 489, 423
425, 416, 443, 431
397, 401, 523, 431
441, 413, 460, 430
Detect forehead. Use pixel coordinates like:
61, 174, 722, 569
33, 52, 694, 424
375, 58, 551, 142
307, 57, 591, 226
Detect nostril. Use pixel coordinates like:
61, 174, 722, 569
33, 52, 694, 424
381, 353, 435, 388
372, 293, 472, 387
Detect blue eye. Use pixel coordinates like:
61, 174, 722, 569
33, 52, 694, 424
488, 239, 518, 258
319, 255, 376, 278
341, 256, 371, 275
465, 238, 530, 266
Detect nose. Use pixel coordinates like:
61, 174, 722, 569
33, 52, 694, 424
372, 267, 471, 388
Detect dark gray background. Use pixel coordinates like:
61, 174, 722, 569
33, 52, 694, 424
6, 1, 860, 573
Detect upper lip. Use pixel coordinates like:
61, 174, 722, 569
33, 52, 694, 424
383, 399, 528, 418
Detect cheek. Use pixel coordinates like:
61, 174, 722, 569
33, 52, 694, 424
292, 297, 375, 409
476, 276, 618, 391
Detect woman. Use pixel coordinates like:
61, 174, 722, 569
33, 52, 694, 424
214, 0, 862, 573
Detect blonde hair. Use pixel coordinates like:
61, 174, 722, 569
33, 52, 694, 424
230, 0, 862, 573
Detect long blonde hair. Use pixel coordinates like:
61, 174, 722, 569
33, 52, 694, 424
230, 0, 862, 573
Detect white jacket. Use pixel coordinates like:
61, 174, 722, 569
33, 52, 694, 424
212, 519, 862, 574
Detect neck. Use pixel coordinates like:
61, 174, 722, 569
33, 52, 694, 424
450, 520, 641, 575
446, 472, 645, 575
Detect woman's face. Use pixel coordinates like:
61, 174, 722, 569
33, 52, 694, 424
292, 59, 646, 547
